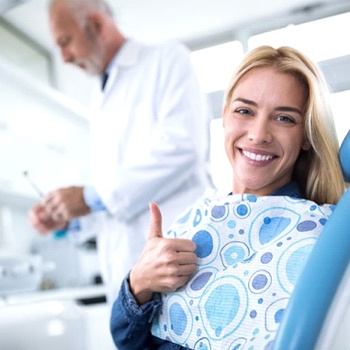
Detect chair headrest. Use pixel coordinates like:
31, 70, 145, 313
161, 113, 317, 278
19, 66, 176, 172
340, 131, 350, 182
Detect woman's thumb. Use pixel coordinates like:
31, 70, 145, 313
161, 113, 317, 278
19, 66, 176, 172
148, 202, 163, 239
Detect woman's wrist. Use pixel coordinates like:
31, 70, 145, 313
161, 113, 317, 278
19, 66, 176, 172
129, 269, 153, 305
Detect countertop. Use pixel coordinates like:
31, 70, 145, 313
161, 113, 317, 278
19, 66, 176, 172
0, 284, 107, 306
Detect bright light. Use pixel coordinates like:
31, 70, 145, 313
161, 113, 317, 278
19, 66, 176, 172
46, 319, 66, 337
330, 90, 350, 144
191, 41, 244, 93
248, 13, 350, 62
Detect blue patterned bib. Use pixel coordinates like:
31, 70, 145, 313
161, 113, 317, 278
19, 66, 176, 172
151, 194, 334, 350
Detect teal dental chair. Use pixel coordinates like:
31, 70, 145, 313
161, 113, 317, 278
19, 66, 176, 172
273, 130, 350, 350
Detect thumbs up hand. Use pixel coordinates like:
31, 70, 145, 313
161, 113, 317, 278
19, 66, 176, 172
129, 203, 198, 305
147, 202, 164, 240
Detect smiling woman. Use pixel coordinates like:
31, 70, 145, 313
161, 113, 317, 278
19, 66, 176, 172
110, 45, 346, 350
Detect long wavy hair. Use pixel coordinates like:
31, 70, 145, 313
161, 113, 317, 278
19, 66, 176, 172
223, 45, 345, 204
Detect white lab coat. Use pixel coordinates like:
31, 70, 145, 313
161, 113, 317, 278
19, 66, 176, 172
79, 40, 213, 302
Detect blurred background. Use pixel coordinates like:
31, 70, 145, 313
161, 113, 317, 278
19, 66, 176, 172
0, 0, 350, 349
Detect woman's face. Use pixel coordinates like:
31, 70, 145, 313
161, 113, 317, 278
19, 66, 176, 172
223, 66, 310, 196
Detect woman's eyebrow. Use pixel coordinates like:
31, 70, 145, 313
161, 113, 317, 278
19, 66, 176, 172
233, 97, 257, 106
275, 106, 303, 116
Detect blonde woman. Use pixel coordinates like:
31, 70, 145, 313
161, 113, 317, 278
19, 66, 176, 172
110, 46, 346, 350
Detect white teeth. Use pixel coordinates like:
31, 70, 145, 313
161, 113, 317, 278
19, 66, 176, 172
242, 150, 273, 161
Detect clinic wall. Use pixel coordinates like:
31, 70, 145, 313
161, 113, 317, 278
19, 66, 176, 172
0, 56, 90, 256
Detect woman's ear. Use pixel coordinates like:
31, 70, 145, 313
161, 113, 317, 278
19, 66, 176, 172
302, 138, 311, 151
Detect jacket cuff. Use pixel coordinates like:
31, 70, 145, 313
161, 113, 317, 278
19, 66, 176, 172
121, 273, 161, 321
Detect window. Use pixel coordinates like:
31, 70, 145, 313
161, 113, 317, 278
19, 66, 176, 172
248, 12, 350, 62
330, 90, 350, 144
0, 18, 52, 85
190, 41, 244, 94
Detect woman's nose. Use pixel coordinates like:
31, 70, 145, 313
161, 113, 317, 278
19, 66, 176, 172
247, 118, 272, 144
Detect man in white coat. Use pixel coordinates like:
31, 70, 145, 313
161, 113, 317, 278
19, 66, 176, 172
28, 0, 212, 303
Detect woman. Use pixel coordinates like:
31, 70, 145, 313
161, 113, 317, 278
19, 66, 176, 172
110, 46, 346, 350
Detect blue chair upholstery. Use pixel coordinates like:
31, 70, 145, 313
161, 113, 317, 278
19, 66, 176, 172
340, 131, 350, 182
273, 131, 350, 349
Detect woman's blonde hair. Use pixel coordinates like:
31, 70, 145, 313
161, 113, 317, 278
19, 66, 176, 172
224, 45, 345, 204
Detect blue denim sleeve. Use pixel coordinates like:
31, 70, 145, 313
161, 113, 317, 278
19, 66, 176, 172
110, 274, 162, 350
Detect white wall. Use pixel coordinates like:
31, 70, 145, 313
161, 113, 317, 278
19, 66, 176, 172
0, 56, 90, 258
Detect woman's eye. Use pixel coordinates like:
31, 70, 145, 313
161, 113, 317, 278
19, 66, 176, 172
276, 115, 296, 124
235, 108, 252, 116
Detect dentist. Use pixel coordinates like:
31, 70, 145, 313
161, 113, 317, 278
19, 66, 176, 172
28, 0, 212, 303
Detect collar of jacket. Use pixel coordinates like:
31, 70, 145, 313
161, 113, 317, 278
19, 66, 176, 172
111, 39, 144, 69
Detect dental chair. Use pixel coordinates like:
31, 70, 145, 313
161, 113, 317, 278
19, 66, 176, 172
273, 130, 350, 350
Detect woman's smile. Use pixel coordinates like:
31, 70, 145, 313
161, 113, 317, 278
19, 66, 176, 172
240, 148, 276, 163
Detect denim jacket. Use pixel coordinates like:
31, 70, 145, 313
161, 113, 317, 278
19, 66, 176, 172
110, 183, 302, 350
110, 275, 189, 350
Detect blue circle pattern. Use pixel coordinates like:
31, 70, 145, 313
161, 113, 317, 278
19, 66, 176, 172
193, 231, 213, 258
151, 194, 334, 350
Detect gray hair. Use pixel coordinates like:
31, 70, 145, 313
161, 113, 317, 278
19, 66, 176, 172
49, 0, 114, 26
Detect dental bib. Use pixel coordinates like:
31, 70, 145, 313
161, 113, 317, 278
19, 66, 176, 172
151, 193, 334, 350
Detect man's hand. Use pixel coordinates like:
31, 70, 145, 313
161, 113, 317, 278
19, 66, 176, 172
129, 202, 197, 305
28, 186, 91, 234
42, 186, 91, 221
28, 203, 67, 234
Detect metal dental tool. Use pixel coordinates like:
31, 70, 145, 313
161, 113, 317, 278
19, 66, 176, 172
22, 170, 44, 198
22, 170, 68, 239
